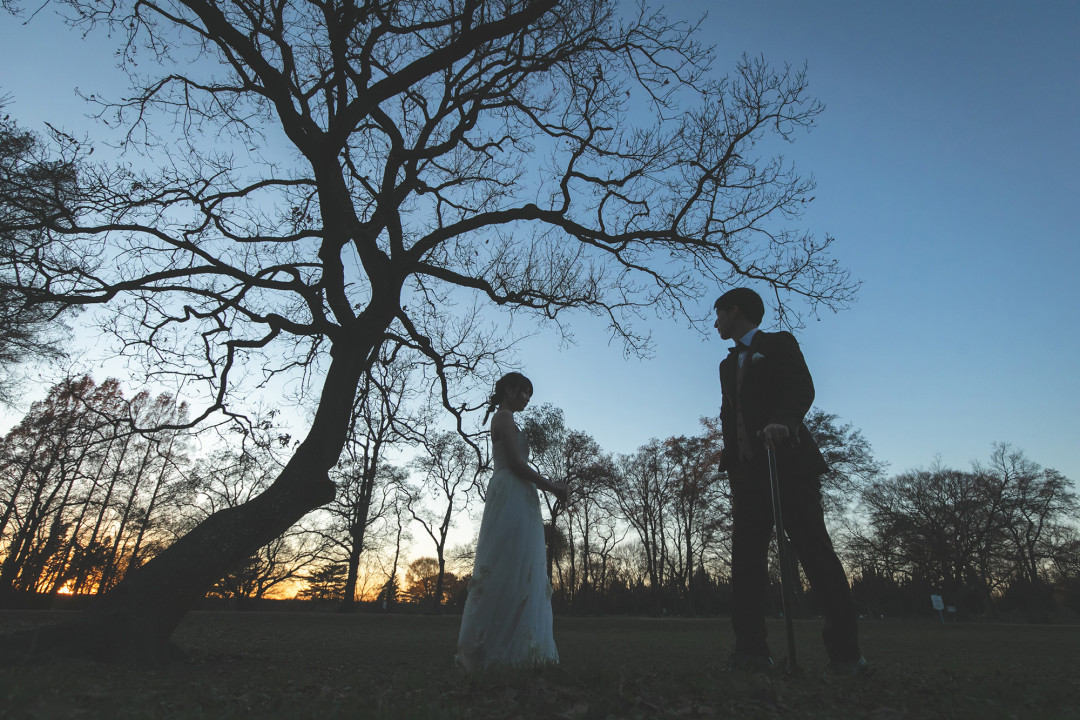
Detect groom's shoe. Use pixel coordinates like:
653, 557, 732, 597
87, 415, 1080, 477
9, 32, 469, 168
727, 651, 777, 673
823, 655, 870, 679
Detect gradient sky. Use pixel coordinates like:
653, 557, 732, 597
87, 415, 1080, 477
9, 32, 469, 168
1, 1, 1078, 485
519, 0, 1080, 482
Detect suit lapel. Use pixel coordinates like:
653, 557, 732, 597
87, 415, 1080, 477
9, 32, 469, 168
738, 330, 763, 390
722, 330, 765, 402
720, 355, 737, 403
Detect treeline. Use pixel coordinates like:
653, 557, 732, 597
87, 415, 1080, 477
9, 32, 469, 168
515, 407, 1080, 621
2, 375, 1078, 621
0, 376, 324, 605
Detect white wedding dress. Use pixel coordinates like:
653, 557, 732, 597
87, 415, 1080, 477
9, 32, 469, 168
456, 426, 558, 671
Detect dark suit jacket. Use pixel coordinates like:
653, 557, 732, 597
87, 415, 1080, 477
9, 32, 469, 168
718, 329, 828, 478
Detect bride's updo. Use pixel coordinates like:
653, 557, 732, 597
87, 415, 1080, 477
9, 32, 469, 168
484, 372, 533, 422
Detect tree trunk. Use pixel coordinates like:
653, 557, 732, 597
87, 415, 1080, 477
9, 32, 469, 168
0, 433, 49, 543
434, 553, 446, 613
124, 434, 178, 581
97, 438, 159, 591
339, 526, 363, 612
338, 466, 375, 612
0, 451, 64, 595
382, 519, 404, 611
72, 433, 132, 594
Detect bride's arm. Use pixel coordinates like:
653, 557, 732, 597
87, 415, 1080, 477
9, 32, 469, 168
492, 412, 568, 500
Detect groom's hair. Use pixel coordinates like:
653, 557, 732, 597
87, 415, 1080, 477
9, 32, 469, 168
714, 288, 765, 325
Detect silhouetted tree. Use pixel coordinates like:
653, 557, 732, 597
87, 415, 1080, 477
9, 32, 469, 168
0, 376, 190, 601
977, 443, 1078, 587
663, 419, 726, 613
605, 440, 675, 614
208, 529, 323, 605
404, 431, 478, 610
851, 447, 1077, 617
858, 467, 1001, 613
0, 376, 103, 598
320, 347, 429, 611
805, 408, 887, 514
0, 109, 80, 406
520, 403, 613, 599
324, 461, 408, 609
3, 0, 856, 661
179, 426, 330, 604
298, 562, 348, 602
402, 556, 442, 605
561, 452, 621, 611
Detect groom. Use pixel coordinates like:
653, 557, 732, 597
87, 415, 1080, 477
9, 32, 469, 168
714, 287, 867, 676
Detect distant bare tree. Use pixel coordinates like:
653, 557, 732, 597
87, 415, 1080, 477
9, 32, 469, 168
208, 529, 325, 605
319, 346, 429, 611
180, 422, 329, 604
520, 403, 613, 603
805, 408, 887, 514
976, 443, 1078, 587
847, 445, 1078, 618
0, 376, 190, 601
0, 109, 80, 406
605, 440, 674, 615
404, 430, 478, 610
662, 421, 726, 611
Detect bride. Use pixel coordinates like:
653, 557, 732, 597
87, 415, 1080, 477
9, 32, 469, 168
456, 372, 570, 672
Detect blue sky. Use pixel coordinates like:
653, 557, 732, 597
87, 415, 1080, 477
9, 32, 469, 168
517, 1, 1080, 481
2, 1, 1078, 483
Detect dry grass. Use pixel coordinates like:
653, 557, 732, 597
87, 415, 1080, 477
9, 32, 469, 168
2, 610, 1079, 718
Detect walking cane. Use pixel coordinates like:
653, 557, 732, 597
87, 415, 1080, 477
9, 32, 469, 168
766, 443, 799, 673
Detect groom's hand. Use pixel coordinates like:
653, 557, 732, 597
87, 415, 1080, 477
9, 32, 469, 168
759, 423, 790, 448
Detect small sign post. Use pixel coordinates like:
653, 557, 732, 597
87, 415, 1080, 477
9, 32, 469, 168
930, 594, 945, 624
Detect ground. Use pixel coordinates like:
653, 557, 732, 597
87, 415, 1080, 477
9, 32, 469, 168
1, 611, 1078, 718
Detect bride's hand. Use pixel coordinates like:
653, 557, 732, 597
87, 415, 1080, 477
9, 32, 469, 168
550, 480, 570, 505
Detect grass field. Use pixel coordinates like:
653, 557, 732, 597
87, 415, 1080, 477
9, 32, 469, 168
1, 610, 1079, 719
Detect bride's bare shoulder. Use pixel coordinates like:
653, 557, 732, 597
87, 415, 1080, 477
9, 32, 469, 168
490, 409, 517, 443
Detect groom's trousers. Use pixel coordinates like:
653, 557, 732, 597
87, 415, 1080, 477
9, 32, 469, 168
729, 456, 861, 662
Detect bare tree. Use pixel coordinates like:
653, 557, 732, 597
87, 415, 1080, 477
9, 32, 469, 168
605, 440, 674, 614
520, 402, 613, 605
977, 443, 1078, 587
373, 487, 412, 610
805, 408, 887, 514
181, 431, 330, 605
662, 421, 726, 612
519, 403, 571, 582
208, 529, 325, 605
2, 1, 856, 661
404, 430, 478, 610
0, 376, 191, 600
320, 346, 428, 611
0, 376, 103, 599
849, 446, 1078, 618
0, 109, 80, 406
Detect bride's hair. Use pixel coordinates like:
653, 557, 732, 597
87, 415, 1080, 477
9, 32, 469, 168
483, 372, 533, 423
